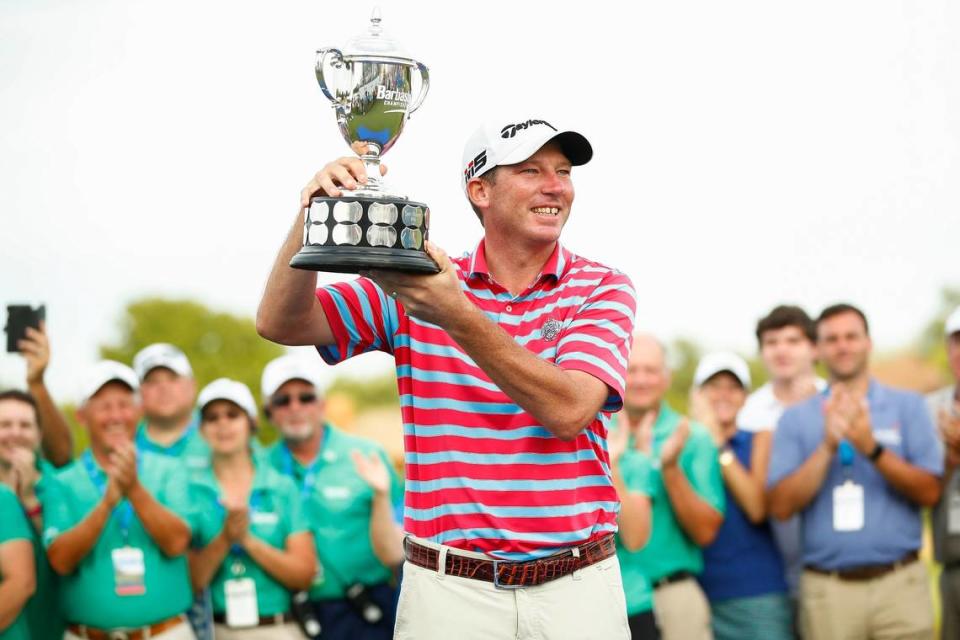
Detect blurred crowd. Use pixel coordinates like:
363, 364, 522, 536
1, 301, 958, 640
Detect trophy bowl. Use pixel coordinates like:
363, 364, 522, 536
291, 10, 438, 274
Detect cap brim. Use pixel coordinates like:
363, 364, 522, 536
499, 130, 594, 168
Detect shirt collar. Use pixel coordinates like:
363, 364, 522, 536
466, 239, 570, 283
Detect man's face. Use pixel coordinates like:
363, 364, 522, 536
78, 382, 141, 453
475, 142, 574, 248
624, 338, 670, 412
140, 367, 196, 421
700, 373, 747, 426
759, 325, 817, 382
269, 379, 324, 443
817, 312, 872, 381
0, 399, 41, 465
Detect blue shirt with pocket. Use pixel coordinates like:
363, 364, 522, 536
767, 380, 943, 570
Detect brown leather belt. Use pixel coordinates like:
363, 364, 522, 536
404, 534, 617, 589
67, 614, 184, 640
212, 612, 290, 627
805, 550, 919, 582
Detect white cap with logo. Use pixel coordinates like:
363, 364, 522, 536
946, 306, 960, 337
694, 352, 752, 390
197, 378, 258, 420
460, 117, 593, 195
261, 355, 327, 401
132, 343, 193, 381
79, 360, 140, 406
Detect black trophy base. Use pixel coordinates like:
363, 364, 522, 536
290, 195, 440, 275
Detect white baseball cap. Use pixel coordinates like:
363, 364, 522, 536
460, 117, 593, 194
79, 360, 140, 406
261, 355, 326, 400
694, 352, 752, 390
197, 378, 257, 420
133, 343, 193, 381
946, 306, 960, 337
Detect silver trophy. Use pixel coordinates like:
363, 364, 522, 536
291, 9, 437, 274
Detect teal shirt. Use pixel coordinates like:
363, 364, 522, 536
25, 459, 65, 640
168, 462, 309, 616
613, 404, 725, 610
0, 485, 32, 640
40, 451, 193, 628
136, 413, 211, 471
266, 424, 403, 600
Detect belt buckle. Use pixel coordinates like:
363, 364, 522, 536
108, 632, 130, 640
491, 560, 524, 590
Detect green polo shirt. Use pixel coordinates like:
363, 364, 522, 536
168, 461, 308, 616
25, 459, 65, 640
0, 484, 32, 640
40, 451, 192, 629
136, 413, 211, 471
612, 404, 725, 605
266, 424, 403, 600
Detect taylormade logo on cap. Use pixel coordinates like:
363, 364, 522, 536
500, 119, 557, 139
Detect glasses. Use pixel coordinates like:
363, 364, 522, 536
271, 392, 318, 408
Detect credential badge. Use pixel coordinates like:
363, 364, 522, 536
542, 319, 562, 342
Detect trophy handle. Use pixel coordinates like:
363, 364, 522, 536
315, 48, 345, 105
407, 62, 430, 117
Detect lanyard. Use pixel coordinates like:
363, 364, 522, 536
81, 450, 136, 545
279, 425, 329, 499
136, 412, 200, 456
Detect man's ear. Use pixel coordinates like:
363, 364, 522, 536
467, 178, 490, 210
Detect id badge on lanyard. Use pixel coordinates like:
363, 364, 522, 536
833, 441, 864, 532
224, 576, 259, 628
112, 546, 146, 596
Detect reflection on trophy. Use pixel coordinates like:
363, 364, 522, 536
291, 9, 438, 274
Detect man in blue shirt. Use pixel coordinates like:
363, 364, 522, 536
767, 303, 942, 640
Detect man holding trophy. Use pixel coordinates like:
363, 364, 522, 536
258, 12, 636, 640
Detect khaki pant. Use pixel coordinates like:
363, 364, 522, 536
213, 621, 304, 639
799, 562, 934, 640
394, 539, 630, 640
65, 619, 196, 639
653, 578, 713, 640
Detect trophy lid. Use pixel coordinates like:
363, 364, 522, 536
342, 8, 411, 60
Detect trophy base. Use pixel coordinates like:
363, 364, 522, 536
291, 245, 439, 274
291, 195, 439, 275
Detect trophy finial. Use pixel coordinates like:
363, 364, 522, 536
370, 7, 383, 34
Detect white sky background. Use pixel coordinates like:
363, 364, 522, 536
1, 0, 958, 401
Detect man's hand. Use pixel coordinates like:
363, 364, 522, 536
107, 442, 139, 496
299, 152, 388, 206
843, 398, 876, 456
362, 242, 468, 327
939, 406, 960, 467
660, 418, 690, 468
689, 388, 723, 447
18, 324, 50, 386
607, 421, 630, 465
351, 450, 391, 496
822, 393, 851, 452
6, 448, 39, 499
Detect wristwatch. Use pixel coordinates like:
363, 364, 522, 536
718, 448, 735, 467
868, 442, 885, 463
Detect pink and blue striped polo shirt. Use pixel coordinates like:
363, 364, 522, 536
316, 240, 637, 560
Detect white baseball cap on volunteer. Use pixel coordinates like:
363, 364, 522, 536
132, 343, 193, 381
693, 352, 752, 390
460, 117, 593, 195
197, 378, 258, 420
260, 355, 326, 401
946, 306, 960, 337
78, 360, 140, 406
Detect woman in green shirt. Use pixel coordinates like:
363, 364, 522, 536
185, 379, 316, 639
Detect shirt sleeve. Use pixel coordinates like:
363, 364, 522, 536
620, 449, 655, 497
0, 487, 31, 543
315, 277, 401, 364
281, 478, 310, 536
902, 392, 945, 476
159, 471, 201, 540
681, 425, 726, 514
767, 406, 809, 488
555, 270, 637, 412
37, 473, 79, 548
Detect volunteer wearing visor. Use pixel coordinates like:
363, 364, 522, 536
179, 378, 316, 640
